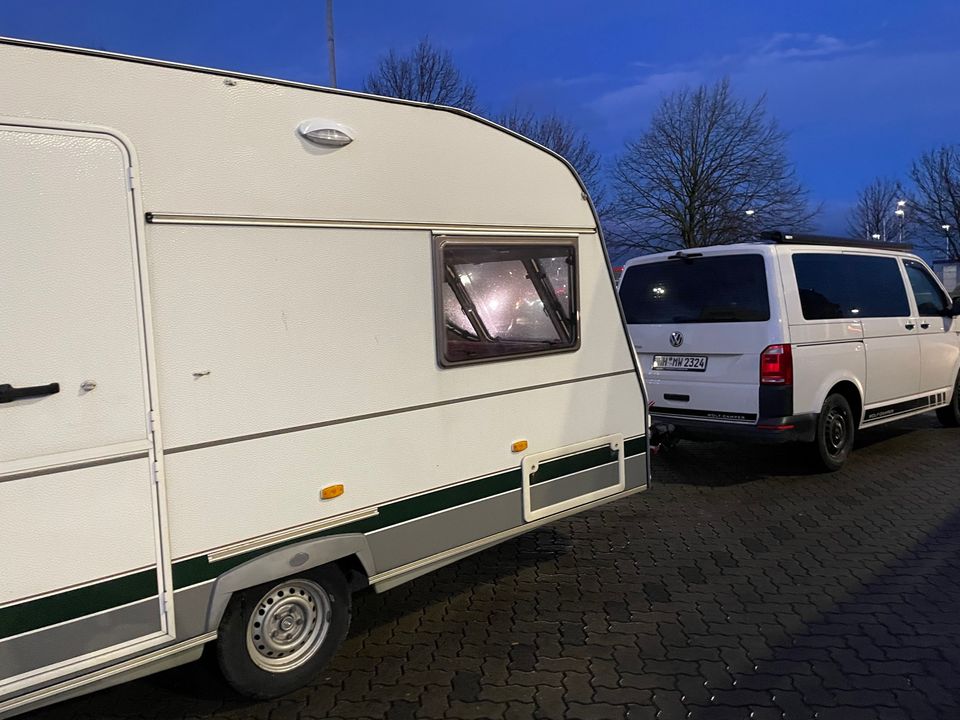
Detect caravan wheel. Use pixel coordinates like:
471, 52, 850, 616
216, 565, 351, 699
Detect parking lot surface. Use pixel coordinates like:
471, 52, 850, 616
25, 415, 960, 720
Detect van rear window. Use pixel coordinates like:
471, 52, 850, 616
618, 254, 770, 324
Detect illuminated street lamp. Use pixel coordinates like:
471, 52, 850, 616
894, 200, 907, 243
871, 233, 882, 241
744, 209, 757, 239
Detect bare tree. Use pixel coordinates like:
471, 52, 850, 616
495, 108, 604, 210
908, 145, 960, 258
362, 37, 477, 112
846, 177, 907, 242
607, 78, 815, 254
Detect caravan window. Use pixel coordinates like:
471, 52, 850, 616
436, 240, 579, 365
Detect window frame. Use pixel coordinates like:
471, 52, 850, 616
432, 234, 581, 368
791, 252, 912, 321
618, 252, 771, 325
903, 258, 951, 317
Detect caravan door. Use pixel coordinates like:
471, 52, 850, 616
0, 124, 170, 694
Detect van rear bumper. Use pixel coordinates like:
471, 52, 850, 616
651, 413, 817, 444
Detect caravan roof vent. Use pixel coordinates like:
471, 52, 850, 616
297, 119, 354, 147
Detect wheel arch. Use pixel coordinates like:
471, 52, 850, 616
204, 533, 374, 633
825, 379, 863, 428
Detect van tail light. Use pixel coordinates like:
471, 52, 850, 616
760, 344, 793, 385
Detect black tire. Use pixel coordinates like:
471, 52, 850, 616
216, 564, 350, 699
813, 393, 855, 472
936, 374, 960, 427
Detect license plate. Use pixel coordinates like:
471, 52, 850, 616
652, 354, 707, 371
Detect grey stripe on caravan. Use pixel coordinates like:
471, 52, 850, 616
366, 454, 646, 577
0, 598, 159, 683
0, 582, 213, 695
531, 461, 620, 512
370, 473, 649, 593
165, 369, 636, 455
0, 632, 216, 718
0, 451, 150, 484
146, 212, 592, 236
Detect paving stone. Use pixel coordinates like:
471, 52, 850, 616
24, 415, 960, 720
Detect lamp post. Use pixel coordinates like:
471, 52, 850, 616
326, 0, 337, 88
944, 224, 953, 259
745, 209, 756, 239
895, 200, 907, 243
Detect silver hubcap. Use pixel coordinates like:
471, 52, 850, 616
245, 579, 331, 672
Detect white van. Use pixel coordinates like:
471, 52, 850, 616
0, 38, 648, 717
618, 233, 960, 470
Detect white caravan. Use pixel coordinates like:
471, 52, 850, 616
619, 234, 960, 470
0, 39, 648, 716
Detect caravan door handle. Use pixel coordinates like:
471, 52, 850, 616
920, 322, 930, 329
0, 382, 60, 404
905, 323, 915, 330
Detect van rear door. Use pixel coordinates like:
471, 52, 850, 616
619, 252, 778, 425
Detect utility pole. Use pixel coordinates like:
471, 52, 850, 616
326, 0, 337, 88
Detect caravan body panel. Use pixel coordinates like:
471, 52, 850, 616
0, 38, 647, 717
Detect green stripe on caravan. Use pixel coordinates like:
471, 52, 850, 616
0, 437, 645, 639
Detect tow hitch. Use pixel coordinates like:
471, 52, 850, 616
649, 422, 678, 454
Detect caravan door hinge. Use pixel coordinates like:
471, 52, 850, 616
127, 166, 136, 191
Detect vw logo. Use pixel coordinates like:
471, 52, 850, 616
669, 331, 683, 347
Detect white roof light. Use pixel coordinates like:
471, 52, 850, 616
297, 119, 355, 147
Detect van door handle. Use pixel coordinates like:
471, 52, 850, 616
0, 382, 60, 403
920, 322, 930, 329
905, 323, 915, 330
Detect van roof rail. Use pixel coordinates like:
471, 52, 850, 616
759, 230, 913, 252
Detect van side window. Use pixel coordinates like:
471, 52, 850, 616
435, 240, 578, 366
792, 254, 910, 320
904, 260, 950, 315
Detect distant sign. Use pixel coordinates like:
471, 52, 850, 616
933, 260, 960, 296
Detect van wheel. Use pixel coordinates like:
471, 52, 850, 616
216, 565, 350, 699
813, 393, 854, 471
936, 375, 960, 427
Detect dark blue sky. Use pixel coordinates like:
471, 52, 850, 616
3, 1, 958, 233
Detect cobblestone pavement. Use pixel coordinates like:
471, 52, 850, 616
24, 415, 960, 720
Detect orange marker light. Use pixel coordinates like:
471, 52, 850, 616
511, 440, 528, 453
321, 484, 344, 500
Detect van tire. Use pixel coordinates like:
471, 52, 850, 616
216, 564, 351, 699
936, 374, 960, 427
813, 393, 854, 471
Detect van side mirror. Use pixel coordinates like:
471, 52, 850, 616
951, 297, 960, 317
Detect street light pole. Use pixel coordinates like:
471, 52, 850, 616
944, 224, 953, 259
326, 0, 337, 88
895, 199, 907, 244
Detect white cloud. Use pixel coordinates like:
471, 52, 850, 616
551, 72, 609, 87
749, 32, 876, 64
